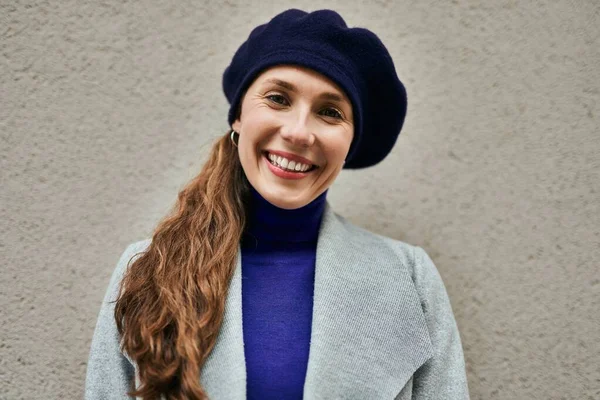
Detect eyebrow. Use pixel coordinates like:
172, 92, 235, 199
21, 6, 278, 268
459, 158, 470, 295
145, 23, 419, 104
263, 78, 347, 104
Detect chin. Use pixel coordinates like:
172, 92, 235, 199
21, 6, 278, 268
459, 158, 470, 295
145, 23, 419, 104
258, 185, 311, 210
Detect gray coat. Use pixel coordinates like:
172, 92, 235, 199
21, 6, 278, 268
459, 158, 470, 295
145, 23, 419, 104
85, 203, 470, 399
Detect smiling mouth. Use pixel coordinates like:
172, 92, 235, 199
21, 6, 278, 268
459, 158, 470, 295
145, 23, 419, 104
261, 151, 319, 174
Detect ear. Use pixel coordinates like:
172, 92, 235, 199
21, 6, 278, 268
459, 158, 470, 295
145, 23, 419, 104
232, 118, 241, 133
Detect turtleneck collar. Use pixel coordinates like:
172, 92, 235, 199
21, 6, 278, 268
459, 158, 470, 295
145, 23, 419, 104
242, 185, 328, 245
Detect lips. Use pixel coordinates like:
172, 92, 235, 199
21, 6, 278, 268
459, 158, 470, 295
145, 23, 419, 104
264, 149, 319, 168
264, 151, 316, 172
262, 152, 318, 180
262, 152, 318, 174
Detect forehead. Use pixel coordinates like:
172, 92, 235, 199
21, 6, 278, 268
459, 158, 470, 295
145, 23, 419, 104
253, 65, 349, 101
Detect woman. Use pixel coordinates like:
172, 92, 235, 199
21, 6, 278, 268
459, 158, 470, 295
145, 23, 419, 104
85, 9, 469, 400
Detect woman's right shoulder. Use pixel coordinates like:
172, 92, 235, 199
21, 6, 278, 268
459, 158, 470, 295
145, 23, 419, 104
104, 239, 153, 301
116, 239, 152, 272
120, 239, 152, 261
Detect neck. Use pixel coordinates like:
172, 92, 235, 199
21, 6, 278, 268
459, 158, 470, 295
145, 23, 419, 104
242, 186, 328, 244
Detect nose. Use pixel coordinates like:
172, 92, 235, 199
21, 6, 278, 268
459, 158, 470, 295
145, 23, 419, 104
279, 111, 315, 148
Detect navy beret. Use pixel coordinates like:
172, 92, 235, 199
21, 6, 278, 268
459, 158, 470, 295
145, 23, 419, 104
222, 9, 407, 169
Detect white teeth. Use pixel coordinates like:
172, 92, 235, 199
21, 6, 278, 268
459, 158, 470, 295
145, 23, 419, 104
266, 152, 312, 172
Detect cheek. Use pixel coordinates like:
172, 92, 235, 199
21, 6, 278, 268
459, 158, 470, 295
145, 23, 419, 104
324, 133, 353, 162
238, 112, 263, 143
246, 103, 277, 124
238, 135, 260, 166
240, 109, 278, 144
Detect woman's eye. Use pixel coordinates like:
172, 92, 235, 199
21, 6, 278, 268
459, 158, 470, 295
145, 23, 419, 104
266, 94, 342, 120
266, 94, 288, 105
321, 108, 343, 119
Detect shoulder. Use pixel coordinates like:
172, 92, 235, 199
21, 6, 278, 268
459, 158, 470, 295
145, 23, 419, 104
331, 212, 417, 267
104, 238, 152, 302
116, 238, 152, 273
330, 211, 441, 285
122, 238, 152, 257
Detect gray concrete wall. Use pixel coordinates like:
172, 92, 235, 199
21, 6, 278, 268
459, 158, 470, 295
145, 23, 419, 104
1, 1, 598, 399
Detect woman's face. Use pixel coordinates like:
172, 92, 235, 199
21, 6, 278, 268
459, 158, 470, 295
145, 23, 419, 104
232, 65, 354, 210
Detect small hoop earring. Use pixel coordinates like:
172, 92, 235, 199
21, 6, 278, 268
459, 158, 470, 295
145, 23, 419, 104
230, 129, 239, 147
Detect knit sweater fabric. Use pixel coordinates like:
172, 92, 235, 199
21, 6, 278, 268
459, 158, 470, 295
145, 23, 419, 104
241, 186, 327, 399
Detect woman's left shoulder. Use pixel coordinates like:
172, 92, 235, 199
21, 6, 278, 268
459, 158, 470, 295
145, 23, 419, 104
332, 212, 439, 280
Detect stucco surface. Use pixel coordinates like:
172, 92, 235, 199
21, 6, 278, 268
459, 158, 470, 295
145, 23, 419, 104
1, 0, 598, 399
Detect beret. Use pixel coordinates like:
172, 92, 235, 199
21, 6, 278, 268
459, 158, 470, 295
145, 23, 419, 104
222, 9, 407, 169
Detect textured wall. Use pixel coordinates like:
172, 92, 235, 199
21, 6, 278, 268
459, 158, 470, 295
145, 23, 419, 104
1, 0, 598, 399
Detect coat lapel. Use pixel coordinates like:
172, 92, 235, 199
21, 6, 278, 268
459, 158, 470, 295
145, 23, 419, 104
199, 248, 246, 399
199, 203, 433, 399
303, 204, 433, 398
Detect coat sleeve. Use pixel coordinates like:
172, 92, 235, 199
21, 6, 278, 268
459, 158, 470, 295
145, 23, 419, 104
85, 241, 148, 399
410, 246, 470, 399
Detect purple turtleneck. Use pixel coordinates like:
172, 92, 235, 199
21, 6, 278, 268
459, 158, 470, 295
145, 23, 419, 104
241, 186, 327, 400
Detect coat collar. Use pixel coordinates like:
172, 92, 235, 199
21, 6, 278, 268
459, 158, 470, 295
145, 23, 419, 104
200, 203, 433, 398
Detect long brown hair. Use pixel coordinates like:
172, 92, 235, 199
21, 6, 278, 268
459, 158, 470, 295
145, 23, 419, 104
114, 130, 249, 399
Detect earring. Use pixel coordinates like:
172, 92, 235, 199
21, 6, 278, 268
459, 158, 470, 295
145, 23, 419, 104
230, 129, 239, 147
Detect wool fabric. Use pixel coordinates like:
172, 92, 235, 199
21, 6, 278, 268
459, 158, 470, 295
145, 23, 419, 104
240, 186, 327, 399
222, 8, 407, 169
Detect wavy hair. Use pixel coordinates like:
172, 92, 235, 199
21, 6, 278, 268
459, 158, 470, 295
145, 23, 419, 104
114, 130, 249, 399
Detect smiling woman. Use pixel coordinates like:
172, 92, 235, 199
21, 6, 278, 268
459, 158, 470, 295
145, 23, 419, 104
85, 8, 470, 400
232, 65, 354, 209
